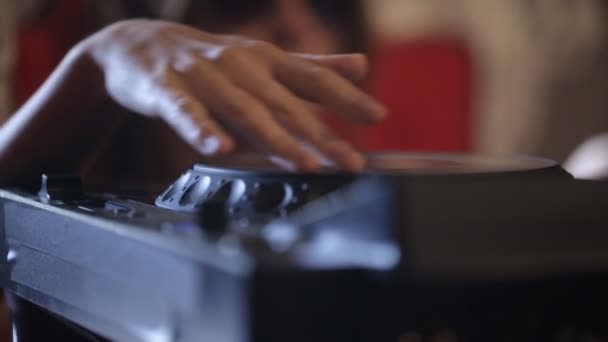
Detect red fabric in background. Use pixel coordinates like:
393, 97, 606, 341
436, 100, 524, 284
362, 40, 474, 152
322, 40, 474, 153
14, 0, 86, 106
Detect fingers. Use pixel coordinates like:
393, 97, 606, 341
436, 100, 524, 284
185, 59, 321, 171
293, 53, 368, 82
119, 23, 384, 172
227, 66, 366, 171
273, 55, 387, 125
153, 73, 235, 156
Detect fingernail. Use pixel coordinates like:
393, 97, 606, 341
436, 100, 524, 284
217, 136, 236, 154
300, 154, 321, 173
336, 143, 366, 172
196, 135, 234, 156
367, 100, 388, 122
348, 153, 367, 172
324, 140, 366, 172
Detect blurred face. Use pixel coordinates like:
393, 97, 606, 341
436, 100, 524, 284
226, 0, 343, 54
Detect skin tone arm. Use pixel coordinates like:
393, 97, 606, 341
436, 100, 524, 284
0, 19, 386, 186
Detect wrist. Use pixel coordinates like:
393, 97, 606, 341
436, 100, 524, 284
62, 39, 108, 104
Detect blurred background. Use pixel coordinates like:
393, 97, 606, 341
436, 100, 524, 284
371, 0, 608, 161
2, 0, 608, 162
1, 0, 608, 338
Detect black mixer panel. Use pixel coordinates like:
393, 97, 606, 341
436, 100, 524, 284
2, 153, 608, 342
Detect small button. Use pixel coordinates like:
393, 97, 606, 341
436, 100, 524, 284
127, 211, 147, 219
104, 201, 131, 215
38, 174, 83, 202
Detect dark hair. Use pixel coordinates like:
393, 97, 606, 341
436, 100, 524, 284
182, 0, 368, 53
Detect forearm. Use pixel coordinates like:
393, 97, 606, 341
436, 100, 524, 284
0, 42, 124, 187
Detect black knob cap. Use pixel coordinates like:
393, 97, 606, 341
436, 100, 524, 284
198, 201, 228, 233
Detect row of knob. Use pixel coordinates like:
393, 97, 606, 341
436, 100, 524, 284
156, 171, 314, 216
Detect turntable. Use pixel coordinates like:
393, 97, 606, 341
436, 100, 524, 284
1, 153, 608, 341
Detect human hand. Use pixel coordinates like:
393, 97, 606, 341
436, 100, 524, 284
81, 19, 386, 172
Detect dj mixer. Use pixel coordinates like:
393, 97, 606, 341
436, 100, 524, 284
1, 153, 608, 341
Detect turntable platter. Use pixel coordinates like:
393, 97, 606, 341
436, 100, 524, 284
198, 152, 560, 175
364, 153, 558, 174
157, 153, 568, 214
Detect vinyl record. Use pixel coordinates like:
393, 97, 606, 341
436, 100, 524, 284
198, 152, 561, 175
